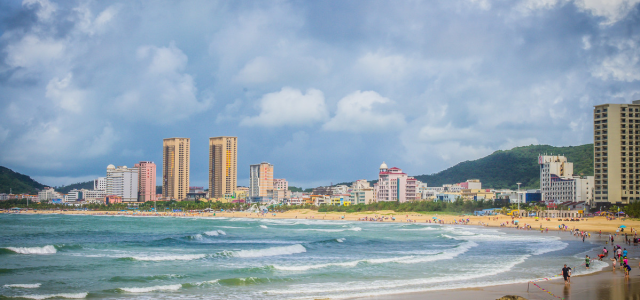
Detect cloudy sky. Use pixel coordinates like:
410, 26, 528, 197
1, 0, 640, 188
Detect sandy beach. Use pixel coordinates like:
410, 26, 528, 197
9, 208, 640, 234
6, 209, 640, 299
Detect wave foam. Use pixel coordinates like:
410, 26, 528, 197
233, 244, 306, 258
3, 283, 41, 288
19, 293, 88, 299
259, 225, 268, 229
298, 227, 361, 233
273, 241, 477, 271
4, 245, 56, 255
336, 238, 345, 243
204, 230, 226, 236
129, 254, 206, 261
120, 284, 182, 293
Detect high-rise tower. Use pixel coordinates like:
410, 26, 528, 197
209, 137, 237, 198
594, 100, 640, 205
249, 162, 274, 198
162, 138, 190, 200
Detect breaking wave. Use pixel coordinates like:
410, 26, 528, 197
17, 293, 88, 299
123, 254, 206, 261
2, 245, 57, 255
119, 284, 182, 293
3, 283, 41, 288
232, 244, 306, 258
204, 230, 226, 236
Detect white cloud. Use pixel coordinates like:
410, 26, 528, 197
592, 40, 640, 82
322, 91, 406, 133
574, 0, 640, 25
45, 73, 86, 113
4, 35, 66, 69
22, 0, 57, 21
114, 43, 212, 123
241, 87, 329, 127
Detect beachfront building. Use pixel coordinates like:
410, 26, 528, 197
249, 162, 273, 198
539, 155, 594, 205
163, 138, 190, 201
38, 187, 62, 202
106, 165, 139, 202
274, 179, 288, 191
461, 189, 495, 201
209, 136, 237, 198
84, 189, 107, 204
65, 189, 84, 202
594, 101, 640, 205
331, 185, 349, 195
374, 162, 418, 203
94, 177, 106, 191
135, 161, 156, 202
460, 179, 482, 189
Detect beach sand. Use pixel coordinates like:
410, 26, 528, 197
7, 208, 640, 300
13, 208, 640, 234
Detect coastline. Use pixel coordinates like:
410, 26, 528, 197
4, 210, 640, 299
6, 208, 640, 234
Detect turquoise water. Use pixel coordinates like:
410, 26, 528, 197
0, 214, 607, 299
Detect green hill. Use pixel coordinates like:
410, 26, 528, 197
0, 166, 46, 194
56, 181, 94, 194
414, 144, 593, 190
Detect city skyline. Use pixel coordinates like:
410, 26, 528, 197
0, 1, 639, 188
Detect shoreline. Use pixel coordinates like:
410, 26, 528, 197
5, 208, 639, 235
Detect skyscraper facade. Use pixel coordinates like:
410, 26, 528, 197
209, 136, 237, 198
249, 162, 274, 197
135, 161, 156, 202
594, 101, 640, 205
162, 138, 190, 200
106, 164, 139, 202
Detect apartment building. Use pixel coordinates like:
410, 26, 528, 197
209, 136, 237, 198
594, 101, 640, 205
162, 138, 190, 200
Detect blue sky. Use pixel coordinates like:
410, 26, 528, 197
0, 0, 639, 188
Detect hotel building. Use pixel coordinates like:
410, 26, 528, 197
594, 101, 640, 205
162, 138, 190, 200
209, 136, 237, 198
249, 162, 274, 198
135, 161, 156, 202
106, 165, 139, 202
374, 162, 418, 203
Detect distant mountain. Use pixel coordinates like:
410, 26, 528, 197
0, 166, 46, 194
414, 144, 593, 190
56, 181, 94, 194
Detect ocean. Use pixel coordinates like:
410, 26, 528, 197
0, 213, 608, 299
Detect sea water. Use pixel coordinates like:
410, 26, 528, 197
0, 214, 607, 299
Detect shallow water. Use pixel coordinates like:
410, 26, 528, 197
0, 214, 606, 299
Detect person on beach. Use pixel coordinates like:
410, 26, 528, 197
625, 263, 631, 278
585, 255, 590, 269
613, 257, 617, 271
623, 248, 628, 258
562, 264, 571, 285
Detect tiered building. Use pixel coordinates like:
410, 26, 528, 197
135, 161, 156, 202
106, 165, 139, 202
374, 162, 418, 203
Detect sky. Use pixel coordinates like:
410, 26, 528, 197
1, 0, 640, 189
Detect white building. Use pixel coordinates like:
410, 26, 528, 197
331, 185, 349, 195
374, 162, 418, 203
85, 189, 107, 204
106, 165, 139, 202
273, 179, 288, 191
38, 187, 62, 202
94, 177, 106, 191
539, 155, 595, 205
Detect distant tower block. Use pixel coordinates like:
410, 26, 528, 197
162, 138, 190, 200
209, 136, 238, 198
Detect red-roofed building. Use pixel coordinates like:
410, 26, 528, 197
374, 162, 419, 203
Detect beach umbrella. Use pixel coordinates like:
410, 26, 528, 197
620, 225, 627, 228
432, 217, 438, 219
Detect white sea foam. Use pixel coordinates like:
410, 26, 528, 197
191, 234, 203, 240
267, 254, 530, 296
19, 293, 88, 299
233, 244, 306, 258
193, 279, 219, 286
129, 254, 206, 261
336, 238, 345, 243
398, 227, 437, 231
272, 241, 477, 271
298, 227, 361, 232
120, 284, 182, 293
4, 245, 56, 255
204, 230, 228, 236
259, 225, 268, 229
531, 240, 568, 255
3, 283, 41, 288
